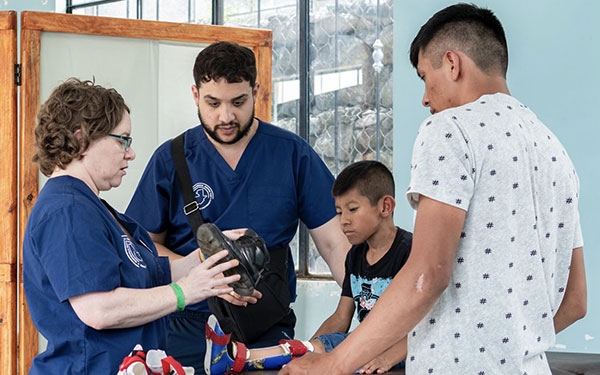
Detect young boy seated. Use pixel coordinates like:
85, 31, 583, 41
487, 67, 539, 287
205, 160, 412, 374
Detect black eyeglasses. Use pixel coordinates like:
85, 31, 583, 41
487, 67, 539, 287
107, 134, 133, 151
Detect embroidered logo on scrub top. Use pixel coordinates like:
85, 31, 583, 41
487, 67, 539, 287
123, 235, 146, 269
192, 182, 214, 210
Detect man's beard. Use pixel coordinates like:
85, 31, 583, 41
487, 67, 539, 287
199, 108, 255, 145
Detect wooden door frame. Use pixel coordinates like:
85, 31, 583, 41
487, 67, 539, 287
0, 10, 18, 375
19, 11, 272, 374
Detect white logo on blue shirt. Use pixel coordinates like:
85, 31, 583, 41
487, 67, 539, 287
123, 235, 146, 269
192, 182, 214, 210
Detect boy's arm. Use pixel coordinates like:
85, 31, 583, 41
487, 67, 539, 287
359, 337, 406, 374
311, 296, 355, 339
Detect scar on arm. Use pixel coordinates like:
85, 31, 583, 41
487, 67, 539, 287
416, 273, 425, 292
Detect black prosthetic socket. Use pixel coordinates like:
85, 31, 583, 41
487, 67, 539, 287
196, 223, 270, 296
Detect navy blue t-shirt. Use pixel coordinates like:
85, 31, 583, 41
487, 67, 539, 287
126, 120, 336, 309
23, 176, 171, 375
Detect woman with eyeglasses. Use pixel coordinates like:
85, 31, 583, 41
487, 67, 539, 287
22, 78, 241, 375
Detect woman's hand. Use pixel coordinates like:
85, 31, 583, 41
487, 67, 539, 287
177, 250, 241, 305
69, 251, 241, 330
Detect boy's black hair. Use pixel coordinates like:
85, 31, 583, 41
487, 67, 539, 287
410, 3, 508, 77
332, 160, 394, 205
193, 41, 257, 88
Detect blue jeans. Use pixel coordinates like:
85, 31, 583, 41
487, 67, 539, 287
167, 309, 296, 374
314, 332, 349, 352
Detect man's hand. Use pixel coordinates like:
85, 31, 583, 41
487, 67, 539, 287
358, 355, 393, 374
218, 289, 262, 307
278, 352, 343, 375
222, 228, 248, 241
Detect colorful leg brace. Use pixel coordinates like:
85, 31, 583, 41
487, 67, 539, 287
244, 339, 311, 371
117, 345, 193, 375
205, 315, 312, 374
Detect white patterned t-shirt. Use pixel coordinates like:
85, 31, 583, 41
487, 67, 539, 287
406, 93, 583, 375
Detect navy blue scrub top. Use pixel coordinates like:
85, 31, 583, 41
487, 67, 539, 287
23, 176, 171, 375
126, 120, 337, 310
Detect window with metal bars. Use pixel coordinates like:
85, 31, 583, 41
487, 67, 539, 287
63, 0, 393, 279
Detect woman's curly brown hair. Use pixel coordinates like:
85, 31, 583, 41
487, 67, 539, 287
33, 78, 130, 177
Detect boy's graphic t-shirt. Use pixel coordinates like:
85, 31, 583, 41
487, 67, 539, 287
341, 227, 412, 322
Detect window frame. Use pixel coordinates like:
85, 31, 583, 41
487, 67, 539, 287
61, 0, 392, 280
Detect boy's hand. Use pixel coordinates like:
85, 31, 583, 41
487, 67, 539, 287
358, 355, 392, 374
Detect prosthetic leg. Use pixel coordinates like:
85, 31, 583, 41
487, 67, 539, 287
205, 315, 312, 374
117, 345, 194, 375
196, 223, 270, 296
117, 345, 150, 375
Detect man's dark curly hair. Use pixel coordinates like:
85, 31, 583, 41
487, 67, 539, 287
410, 3, 508, 77
332, 160, 395, 206
33, 78, 129, 177
193, 41, 257, 88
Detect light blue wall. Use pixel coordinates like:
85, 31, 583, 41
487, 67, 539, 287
0, 0, 56, 54
293, 280, 359, 339
393, 1, 599, 353
0, 0, 54, 12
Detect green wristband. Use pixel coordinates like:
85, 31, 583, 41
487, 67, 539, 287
170, 283, 185, 312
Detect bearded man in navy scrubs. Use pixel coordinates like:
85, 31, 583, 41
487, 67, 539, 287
126, 41, 351, 373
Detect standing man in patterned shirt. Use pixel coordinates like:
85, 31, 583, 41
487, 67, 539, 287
280, 4, 587, 375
